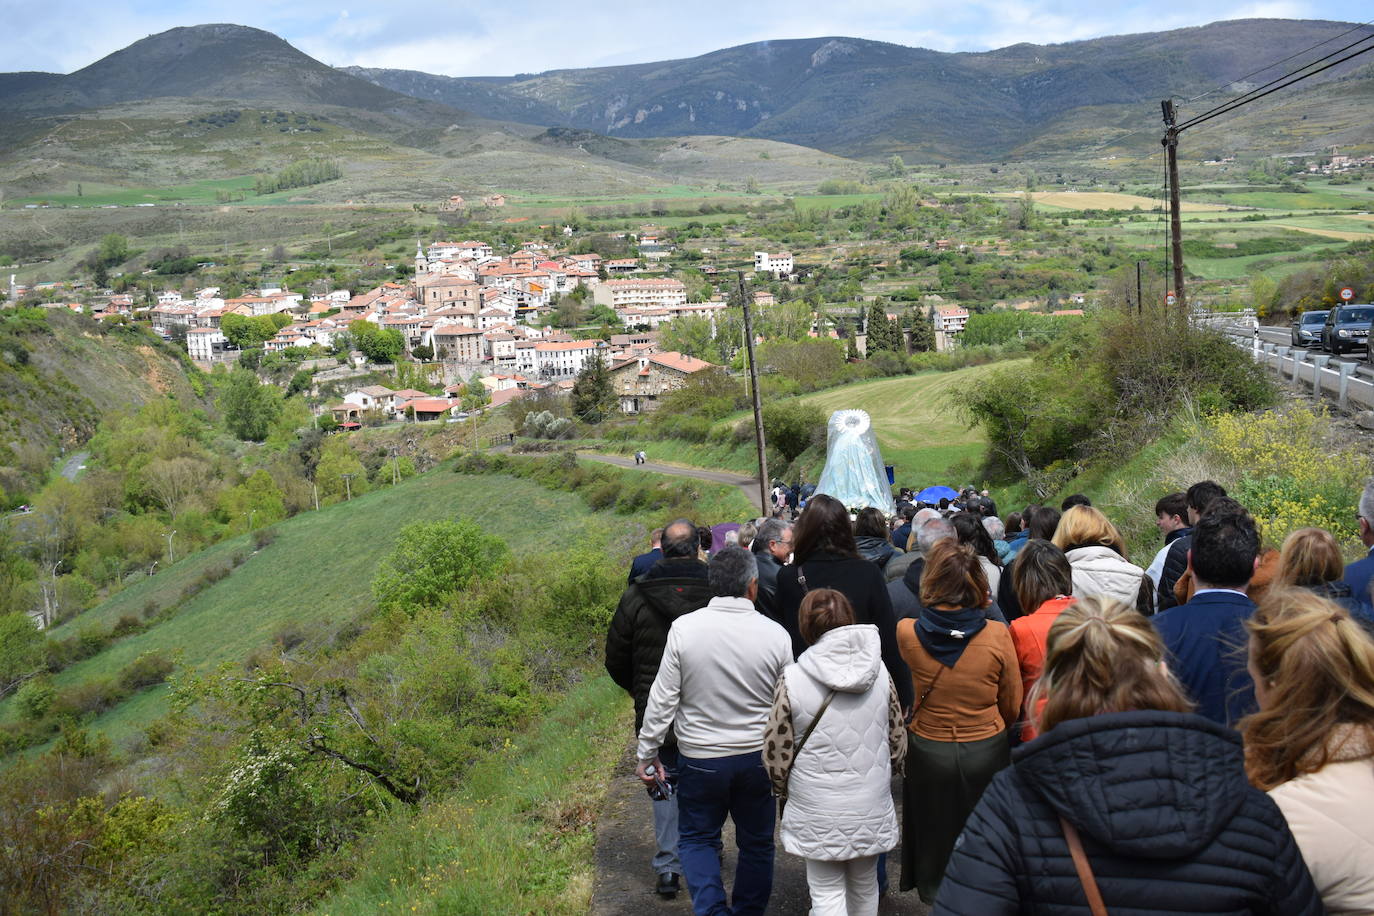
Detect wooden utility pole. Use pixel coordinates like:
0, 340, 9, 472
737, 272, 769, 517
1161, 101, 1187, 314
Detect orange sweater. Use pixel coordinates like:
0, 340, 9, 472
1009, 596, 1076, 742
896, 617, 1022, 743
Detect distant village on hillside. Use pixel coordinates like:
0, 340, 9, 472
4, 224, 1092, 424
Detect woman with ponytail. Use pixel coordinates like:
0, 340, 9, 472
934, 596, 1321, 915
1244, 587, 1374, 914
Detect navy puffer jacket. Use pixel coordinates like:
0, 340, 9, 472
934, 710, 1323, 915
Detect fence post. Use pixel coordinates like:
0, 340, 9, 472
1311, 355, 1331, 395
1291, 348, 1306, 383
1339, 362, 1356, 409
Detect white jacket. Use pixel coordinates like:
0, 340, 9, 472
777, 625, 901, 860
1065, 545, 1146, 607
1269, 729, 1374, 915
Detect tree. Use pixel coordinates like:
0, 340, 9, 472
221, 314, 278, 349
0, 612, 44, 699
315, 437, 368, 503
659, 315, 716, 361
216, 469, 287, 532
218, 370, 282, 441
887, 155, 906, 178
349, 320, 404, 364
140, 456, 214, 516
98, 233, 130, 267
571, 353, 615, 423
371, 520, 507, 614
411, 344, 433, 361
762, 401, 824, 464
907, 306, 936, 353
866, 302, 900, 353
92, 261, 109, 288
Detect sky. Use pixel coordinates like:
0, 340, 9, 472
2, 0, 1370, 76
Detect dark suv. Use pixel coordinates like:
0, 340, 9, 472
1321, 304, 1373, 354
1291, 309, 1328, 347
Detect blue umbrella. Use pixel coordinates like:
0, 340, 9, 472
915, 485, 959, 503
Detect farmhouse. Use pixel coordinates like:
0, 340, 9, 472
608, 350, 715, 413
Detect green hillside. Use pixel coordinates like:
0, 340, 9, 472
0, 466, 598, 748
0, 309, 197, 498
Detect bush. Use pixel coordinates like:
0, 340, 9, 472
112, 614, 142, 637
118, 651, 175, 690
372, 520, 509, 614
762, 400, 826, 464
54, 679, 127, 718
252, 527, 278, 550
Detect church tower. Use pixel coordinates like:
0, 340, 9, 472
414, 242, 426, 276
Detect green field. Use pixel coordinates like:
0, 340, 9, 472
1204, 190, 1369, 210
2, 468, 597, 747
796, 365, 1013, 484
792, 193, 885, 212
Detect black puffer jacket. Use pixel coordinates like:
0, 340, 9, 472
934, 710, 1322, 915
604, 559, 713, 736
855, 535, 900, 571
1156, 528, 1192, 613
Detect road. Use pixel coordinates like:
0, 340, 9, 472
60, 450, 89, 481
579, 451, 767, 514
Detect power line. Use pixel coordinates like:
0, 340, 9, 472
1177, 18, 1374, 107
1178, 34, 1374, 132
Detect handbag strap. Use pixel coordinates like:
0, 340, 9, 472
795, 564, 808, 593
793, 689, 836, 759
1060, 816, 1109, 916
909, 664, 945, 727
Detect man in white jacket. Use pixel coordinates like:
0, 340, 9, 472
637, 546, 793, 916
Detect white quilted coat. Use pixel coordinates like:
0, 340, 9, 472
1065, 545, 1147, 607
779, 624, 899, 860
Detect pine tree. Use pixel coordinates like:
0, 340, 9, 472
867, 302, 898, 353
908, 305, 936, 353
571, 353, 615, 423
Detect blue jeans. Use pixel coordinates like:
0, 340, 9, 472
652, 745, 681, 876
676, 751, 776, 916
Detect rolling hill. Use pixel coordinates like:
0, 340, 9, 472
348, 18, 1374, 161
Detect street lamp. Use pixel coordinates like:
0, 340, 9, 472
341, 473, 355, 501
165, 529, 177, 565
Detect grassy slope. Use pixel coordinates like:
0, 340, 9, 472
3, 468, 594, 746
313, 674, 629, 915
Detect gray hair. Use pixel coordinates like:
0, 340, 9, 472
754, 517, 792, 554
737, 521, 758, 550
1362, 478, 1374, 526
708, 546, 759, 598
914, 507, 941, 527
916, 517, 956, 554
982, 516, 1005, 541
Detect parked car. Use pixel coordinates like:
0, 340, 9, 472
1291, 309, 1329, 347
1321, 304, 1374, 354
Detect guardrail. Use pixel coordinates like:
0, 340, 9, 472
1215, 323, 1374, 410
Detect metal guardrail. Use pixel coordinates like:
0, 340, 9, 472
1215, 323, 1374, 410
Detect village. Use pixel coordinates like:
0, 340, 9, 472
7, 226, 1052, 428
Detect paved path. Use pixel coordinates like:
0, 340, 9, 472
60, 450, 89, 482
591, 739, 930, 916
579, 451, 767, 512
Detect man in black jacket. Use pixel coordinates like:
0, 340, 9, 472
750, 517, 792, 621
1156, 480, 1226, 613
605, 519, 712, 899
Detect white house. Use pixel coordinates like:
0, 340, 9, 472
593, 278, 688, 311
186, 327, 225, 363
754, 251, 794, 278
533, 339, 606, 379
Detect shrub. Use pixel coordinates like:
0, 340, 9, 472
372, 520, 509, 614
112, 614, 142, 637
54, 679, 127, 718
118, 651, 175, 690
14, 678, 56, 721
762, 400, 826, 464
252, 527, 278, 550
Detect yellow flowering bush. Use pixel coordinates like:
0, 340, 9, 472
1206, 405, 1370, 549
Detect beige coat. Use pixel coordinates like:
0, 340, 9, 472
1269, 727, 1374, 915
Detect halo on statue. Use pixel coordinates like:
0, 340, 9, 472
813, 409, 893, 513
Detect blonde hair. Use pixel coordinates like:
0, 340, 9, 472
1243, 587, 1374, 791
1274, 527, 1345, 589
1052, 505, 1127, 558
1034, 595, 1191, 733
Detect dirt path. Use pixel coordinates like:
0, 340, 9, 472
591, 738, 930, 916
579, 451, 766, 513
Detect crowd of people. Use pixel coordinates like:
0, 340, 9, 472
605, 479, 1374, 915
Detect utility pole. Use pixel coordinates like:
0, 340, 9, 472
737, 272, 769, 517
1136, 260, 1145, 316
1161, 100, 1187, 314
342, 473, 355, 501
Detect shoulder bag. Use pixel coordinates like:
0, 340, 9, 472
777, 687, 835, 818
1060, 816, 1109, 916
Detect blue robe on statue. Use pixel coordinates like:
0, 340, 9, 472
813, 410, 893, 512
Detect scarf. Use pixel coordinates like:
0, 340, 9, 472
916, 606, 987, 668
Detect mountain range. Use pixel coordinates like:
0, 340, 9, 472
0, 18, 1371, 196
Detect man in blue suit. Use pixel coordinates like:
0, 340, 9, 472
1153, 499, 1260, 727
628, 528, 664, 583
1342, 478, 1374, 611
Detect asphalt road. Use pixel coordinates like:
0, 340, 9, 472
580, 451, 767, 515
60, 450, 89, 481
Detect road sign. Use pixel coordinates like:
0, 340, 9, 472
1340, 287, 1355, 301
1166, 291, 1177, 305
